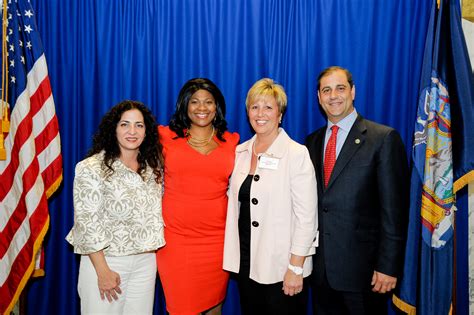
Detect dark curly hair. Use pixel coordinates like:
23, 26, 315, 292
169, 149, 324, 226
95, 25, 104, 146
169, 78, 228, 141
87, 100, 164, 183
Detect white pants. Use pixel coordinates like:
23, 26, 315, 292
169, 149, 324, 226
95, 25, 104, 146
78, 253, 156, 315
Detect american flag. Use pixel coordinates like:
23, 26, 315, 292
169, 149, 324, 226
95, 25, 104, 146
0, 1, 62, 314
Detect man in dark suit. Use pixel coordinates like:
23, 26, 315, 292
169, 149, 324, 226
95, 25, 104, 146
305, 66, 409, 315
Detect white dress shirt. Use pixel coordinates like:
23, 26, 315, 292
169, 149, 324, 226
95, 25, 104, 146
324, 109, 358, 161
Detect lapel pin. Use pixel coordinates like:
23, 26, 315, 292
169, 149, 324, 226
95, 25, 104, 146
355, 139, 361, 144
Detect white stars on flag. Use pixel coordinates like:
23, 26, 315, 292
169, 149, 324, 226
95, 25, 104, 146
6, 8, 36, 88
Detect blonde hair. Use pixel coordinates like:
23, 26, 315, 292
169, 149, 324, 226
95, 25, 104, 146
245, 78, 287, 116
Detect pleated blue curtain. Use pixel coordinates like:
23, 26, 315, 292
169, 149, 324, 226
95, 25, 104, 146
26, 1, 433, 314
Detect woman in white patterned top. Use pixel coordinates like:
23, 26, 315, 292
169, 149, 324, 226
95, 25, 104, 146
66, 100, 165, 314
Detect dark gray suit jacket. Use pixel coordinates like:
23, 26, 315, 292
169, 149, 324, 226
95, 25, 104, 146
305, 114, 409, 292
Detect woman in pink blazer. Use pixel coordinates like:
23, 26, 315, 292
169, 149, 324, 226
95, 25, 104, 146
223, 78, 318, 314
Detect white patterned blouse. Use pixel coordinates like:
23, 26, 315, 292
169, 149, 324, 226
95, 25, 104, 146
66, 152, 165, 256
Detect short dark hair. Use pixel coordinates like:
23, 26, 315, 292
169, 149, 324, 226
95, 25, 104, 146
317, 66, 354, 90
169, 78, 228, 141
87, 100, 164, 183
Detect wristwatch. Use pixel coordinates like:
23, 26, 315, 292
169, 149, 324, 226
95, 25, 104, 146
288, 264, 304, 276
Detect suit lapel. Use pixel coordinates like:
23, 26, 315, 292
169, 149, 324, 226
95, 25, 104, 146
326, 115, 367, 189
313, 129, 325, 192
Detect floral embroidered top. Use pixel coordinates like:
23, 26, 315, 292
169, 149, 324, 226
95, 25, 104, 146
66, 152, 165, 256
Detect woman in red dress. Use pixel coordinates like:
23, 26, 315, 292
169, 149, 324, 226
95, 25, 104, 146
157, 78, 239, 315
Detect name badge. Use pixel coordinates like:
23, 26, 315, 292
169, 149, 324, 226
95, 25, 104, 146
258, 156, 279, 170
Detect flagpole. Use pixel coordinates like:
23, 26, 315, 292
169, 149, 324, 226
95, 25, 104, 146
453, 213, 457, 314
1, 0, 9, 160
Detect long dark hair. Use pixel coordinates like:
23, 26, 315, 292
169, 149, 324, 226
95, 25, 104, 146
87, 100, 164, 183
169, 78, 228, 141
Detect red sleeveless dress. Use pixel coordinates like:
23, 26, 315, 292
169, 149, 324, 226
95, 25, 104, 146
156, 125, 239, 314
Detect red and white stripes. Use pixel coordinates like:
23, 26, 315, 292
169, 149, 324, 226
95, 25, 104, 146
0, 54, 62, 315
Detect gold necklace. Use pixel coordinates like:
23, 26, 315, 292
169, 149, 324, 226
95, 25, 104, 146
253, 134, 278, 156
252, 140, 269, 157
186, 126, 215, 148
252, 140, 260, 157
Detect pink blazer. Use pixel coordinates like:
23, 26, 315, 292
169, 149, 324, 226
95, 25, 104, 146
223, 128, 318, 284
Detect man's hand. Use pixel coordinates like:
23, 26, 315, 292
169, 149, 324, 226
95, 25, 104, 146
371, 271, 397, 293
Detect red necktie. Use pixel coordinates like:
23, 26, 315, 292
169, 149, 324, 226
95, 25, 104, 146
324, 125, 339, 187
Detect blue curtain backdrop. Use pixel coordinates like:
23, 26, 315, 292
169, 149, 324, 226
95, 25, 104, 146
21, 0, 455, 314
